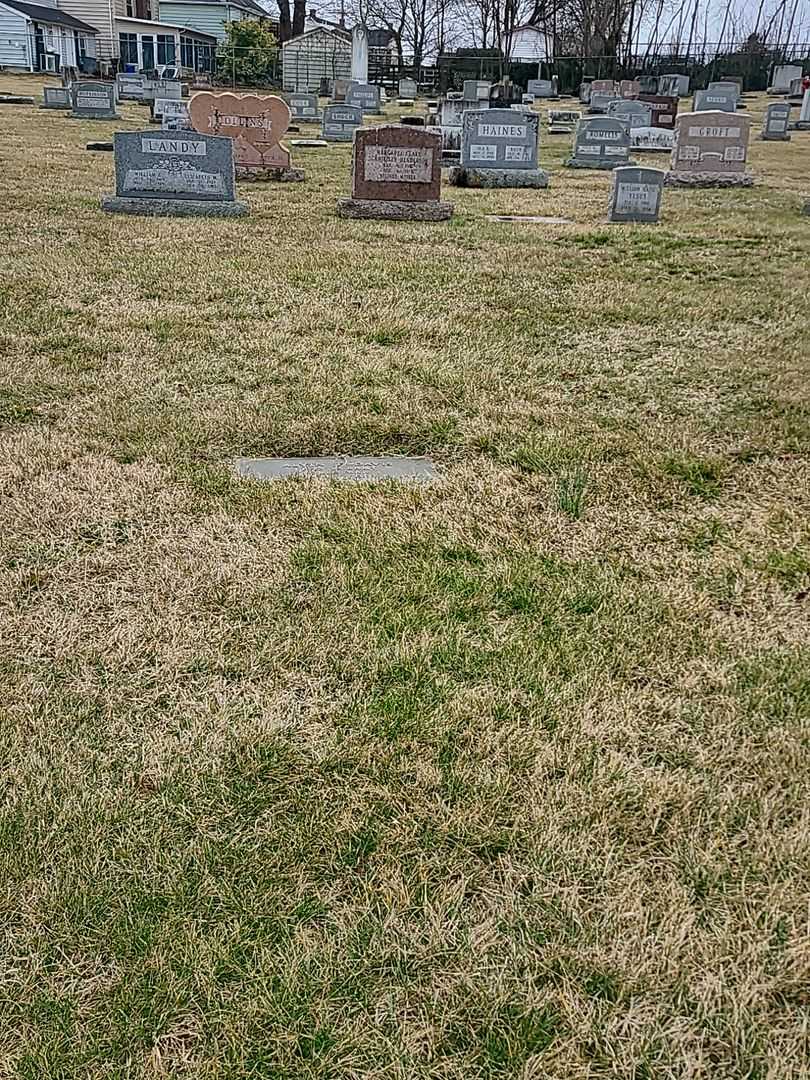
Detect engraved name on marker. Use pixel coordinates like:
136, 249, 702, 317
363, 145, 432, 183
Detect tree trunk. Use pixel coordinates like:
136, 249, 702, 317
277, 0, 292, 41
292, 0, 306, 38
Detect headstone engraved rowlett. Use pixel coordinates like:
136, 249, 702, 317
566, 116, 632, 169
41, 87, 71, 110
761, 101, 791, 140
117, 73, 146, 100
101, 131, 247, 217
608, 165, 665, 222
693, 89, 736, 113
71, 82, 118, 120
666, 110, 753, 186
345, 83, 381, 114
321, 103, 363, 141
189, 92, 303, 181
792, 89, 810, 129
450, 108, 547, 188
630, 126, 674, 152
768, 64, 802, 93
289, 92, 320, 120
638, 94, 678, 129
337, 125, 452, 220
607, 99, 653, 129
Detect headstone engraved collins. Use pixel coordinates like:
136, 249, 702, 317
566, 116, 632, 169
620, 79, 640, 99
117, 73, 146, 101
345, 83, 381, 114
666, 110, 753, 187
41, 87, 71, 110
792, 89, 810, 130
160, 99, 191, 130
189, 92, 303, 181
638, 93, 678, 129
607, 99, 653, 129
693, 89, 736, 113
768, 64, 802, 94
761, 101, 791, 141
448, 108, 547, 188
630, 126, 674, 152
101, 131, 248, 217
289, 92, 320, 121
321, 103, 363, 141
548, 109, 581, 134
71, 82, 118, 120
608, 166, 665, 223
337, 125, 452, 220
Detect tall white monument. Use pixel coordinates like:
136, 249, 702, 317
351, 25, 369, 85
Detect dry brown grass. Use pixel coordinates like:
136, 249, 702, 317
1, 73, 809, 1079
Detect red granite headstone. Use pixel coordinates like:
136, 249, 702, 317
638, 94, 679, 129
351, 125, 442, 202
189, 92, 291, 171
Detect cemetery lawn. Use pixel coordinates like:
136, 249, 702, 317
2, 75, 810, 1080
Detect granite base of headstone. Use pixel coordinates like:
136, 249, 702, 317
236, 165, 305, 182
101, 130, 248, 218
289, 138, 327, 147
608, 166, 664, 223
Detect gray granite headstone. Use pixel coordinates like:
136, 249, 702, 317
659, 74, 689, 96
117, 73, 146, 101
708, 80, 740, 102
71, 81, 118, 119
693, 89, 736, 113
567, 116, 631, 169
630, 126, 674, 152
460, 107, 538, 169
42, 87, 71, 110
761, 101, 791, 140
589, 93, 621, 114
235, 456, 438, 482
607, 99, 653, 129
527, 78, 554, 98
769, 64, 802, 93
793, 89, 810, 129
345, 84, 381, 114
548, 109, 581, 133
101, 130, 247, 216
160, 99, 191, 129
321, 103, 363, 141
608, 166, 664, 222
398, 77, 417, 99
289, 92, 320, 120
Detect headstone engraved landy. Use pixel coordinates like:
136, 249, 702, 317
235, 456, 438, 482
322, 103, 363, 141
761, 101, 791, 141
608, 166, 665, 223
666, 110, 753, 187
189, 92, 303, 181
71, 81, 118, 120
337, 125, 452, 220
101, 131, 248, 217
566, 116, 632, 169
449, 108, 547, 188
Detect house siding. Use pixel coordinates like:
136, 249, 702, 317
157, 2, 259, 42
282, 27, 350, 92
58, 0, 116, 58
0, 3, 31, 68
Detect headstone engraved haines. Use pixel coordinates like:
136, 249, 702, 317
449, 108, 547, 188
345, 83, 381, 114
608, 165, 665, 223
41, 87, 71, 110
117, 73, 146, 101
566, 116, 632, 169
791, 89, 810, 130
761, 101, 791, 141
638, 94, 678, 129
693, 88, 736, 113
101, 131, 247, 217
321, 103, 363, 141
607, 99, 653, 129
289, 92, 320, 121
666, 110, 753, 187
71, 81, 118, 120
189, 92, 303, 181
337, 125, 452, 220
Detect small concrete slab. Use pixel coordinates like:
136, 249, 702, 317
486, 214, 573, 224
235, 456, 439, 482
289, 138, 328, 147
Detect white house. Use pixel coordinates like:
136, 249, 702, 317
281, 24, 350, 92
507, 24, 550, 62
0, 0, 99, 72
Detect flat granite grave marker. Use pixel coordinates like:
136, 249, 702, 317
608, 165, 664, 222
321, 103, 363, 141
235, 456, 438, 482
761, 101, 791, 140
449, 107, 546, 188
638, 93, 678, 129
693, 89, 736, 113
101, 130, 248, 217
666, 110, 752, 186
345, 83, 381, 114
41, 87, 71, 110
289, 92, 320, 120
189, 92, 303, 181
607, 99, 653, 129
71, 81, 118, 120
566, 116, 632, 169
337, 125, 452, 220
630, 126, 674, 152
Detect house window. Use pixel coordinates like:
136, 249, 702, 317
180, 36, 193, 68
119, 32, 138, 66
126, 1, 134, 15
157, 34, 176, 65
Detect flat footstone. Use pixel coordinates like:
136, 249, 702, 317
337, 198, 453, 221
101, 196, 249, 218
448, 166, 549, 189
235, 456, 439, 482
289, 139, 328, 147
87, 142, 114, 151
487, 214, 573, 224
236, 167, 305, 182
0, 94, 35, 104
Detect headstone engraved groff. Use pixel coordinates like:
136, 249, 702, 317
322, 103, 363, 141
100, 131, 248, 217
448, 108, 547, 188
337, 125, 452, 220
761, 101, 791, 141
566, 116, 632, 169
189, 92, 303, 181
71, 82, 118, 120
608, 166, 665, 223
665, 110, 753, 187
41, 87, 71, 110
